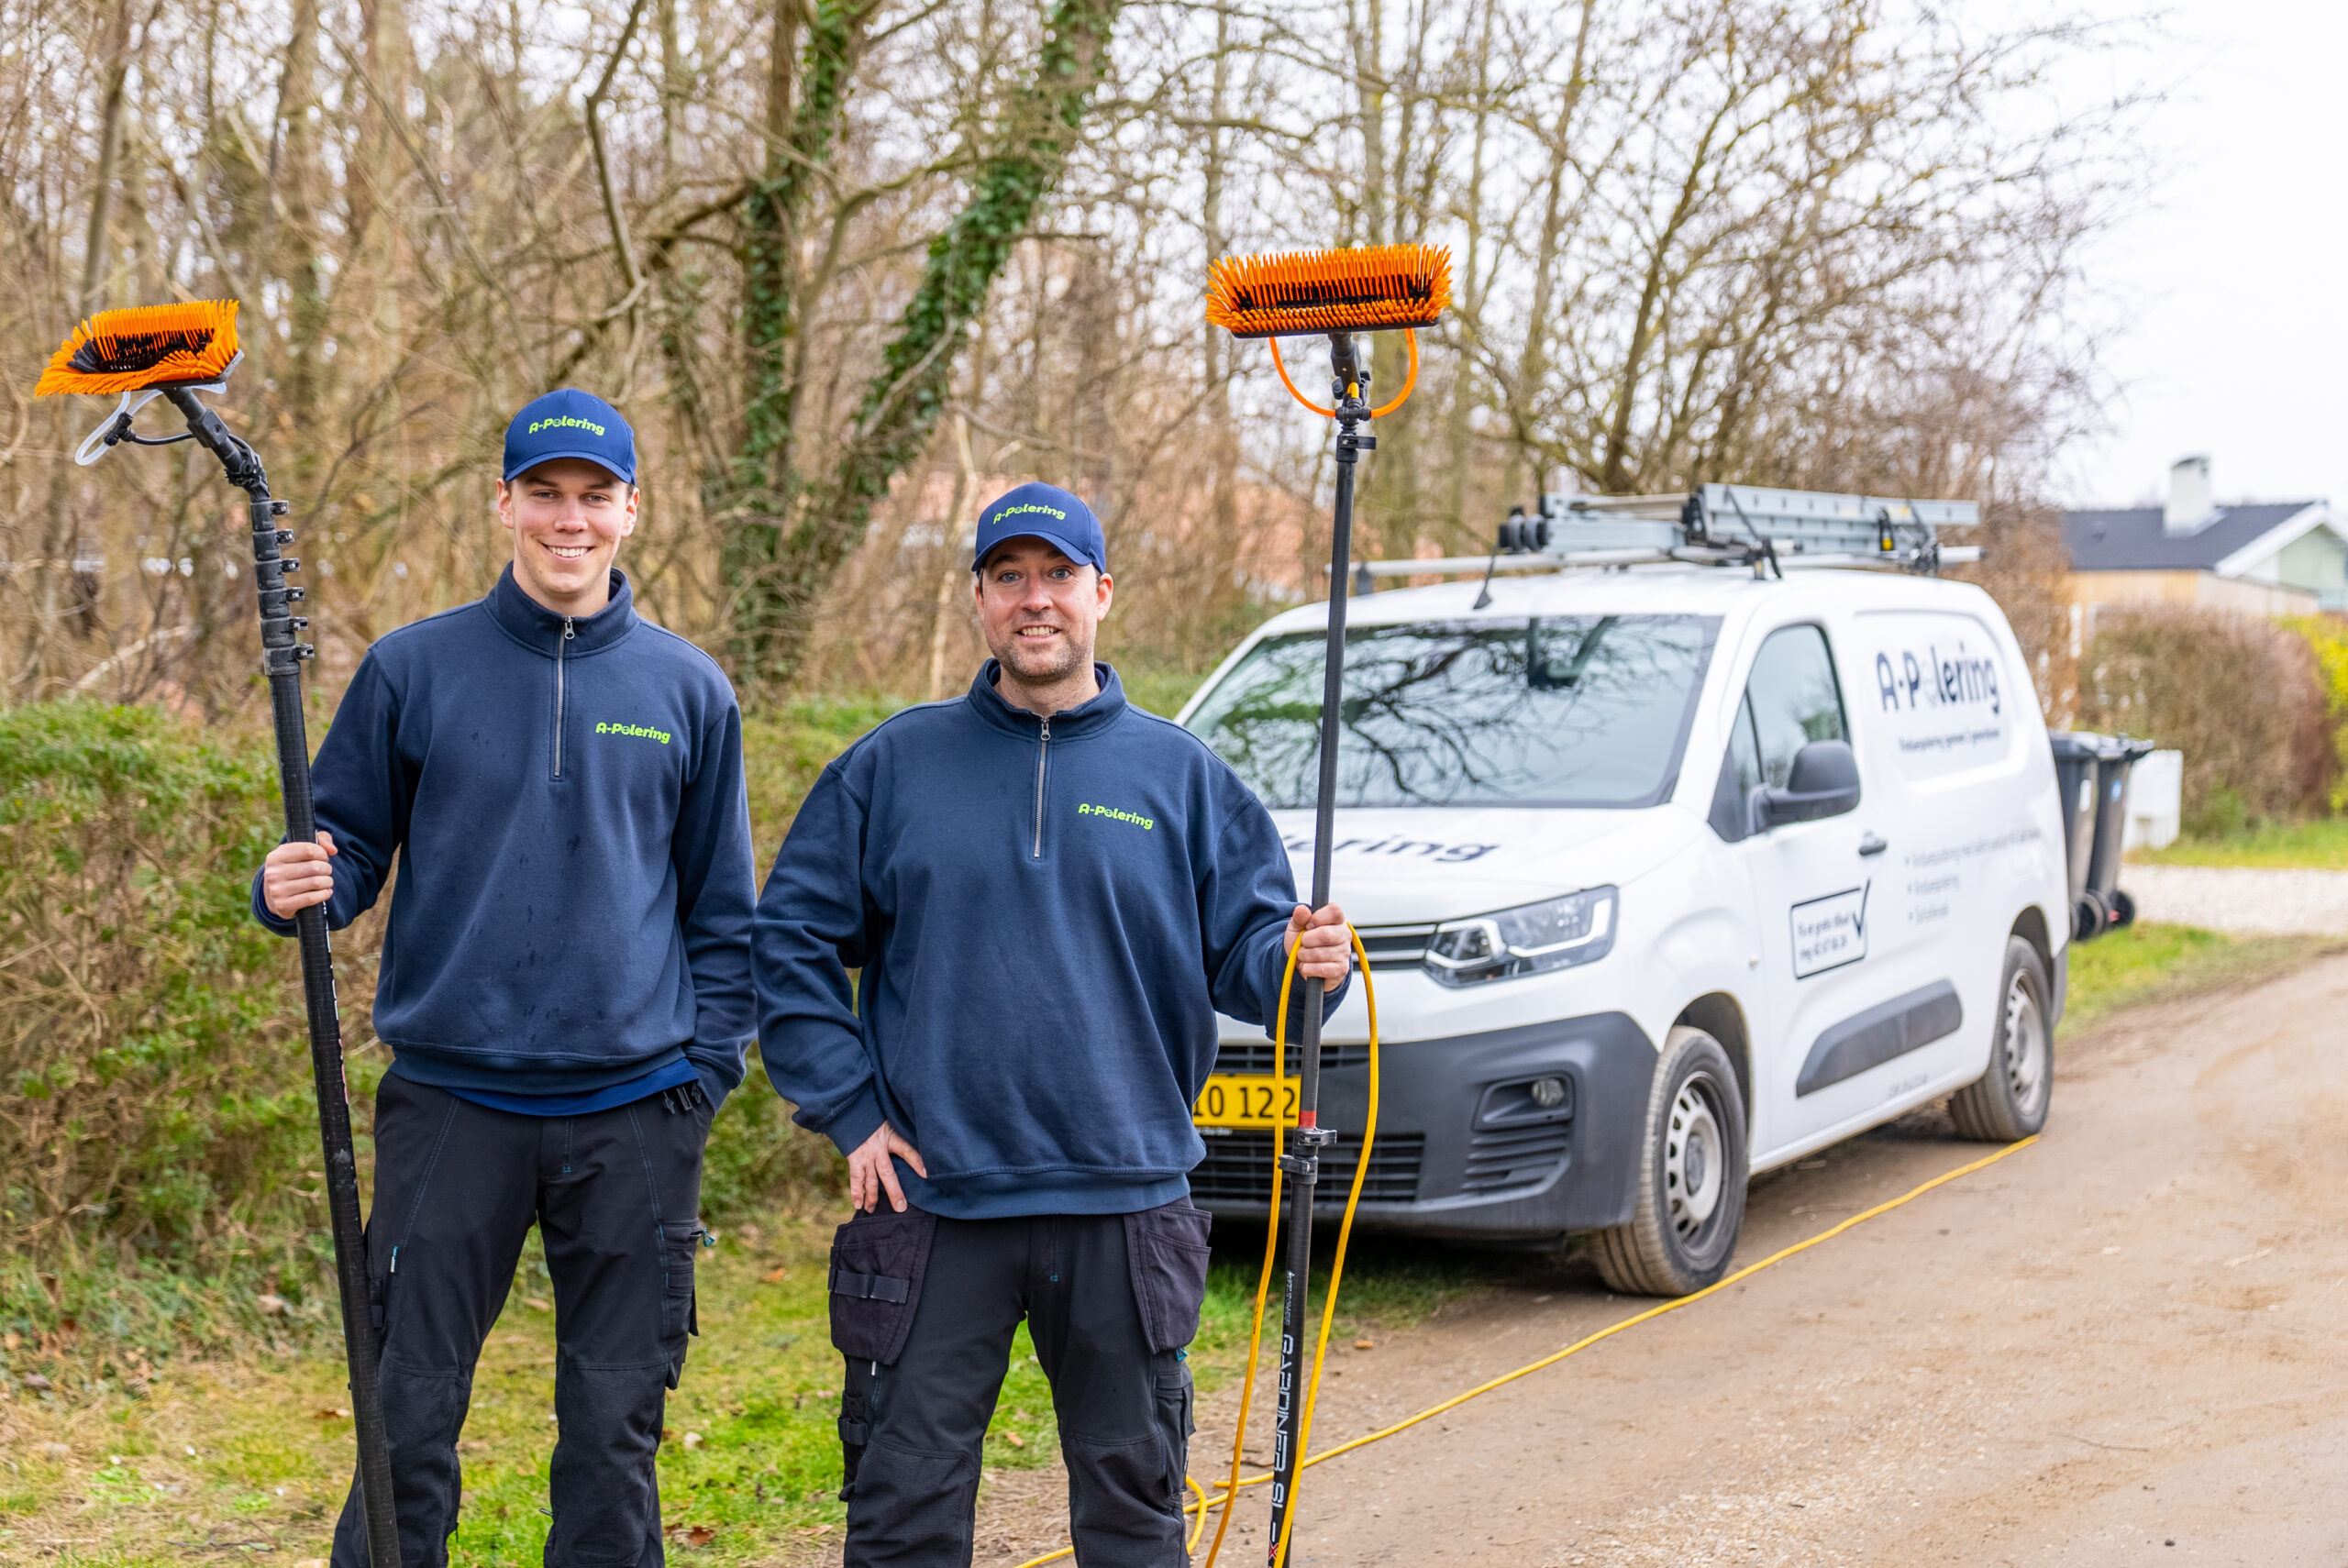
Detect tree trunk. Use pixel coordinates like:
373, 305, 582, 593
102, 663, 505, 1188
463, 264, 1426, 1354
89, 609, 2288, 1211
77, 0, 137, 315
720, 0, 875, 659
731, 0, 1127, 688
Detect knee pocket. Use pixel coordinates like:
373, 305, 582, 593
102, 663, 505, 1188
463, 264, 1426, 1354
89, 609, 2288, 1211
373, 1362, 473, 1452
844, 1437, 980, 1521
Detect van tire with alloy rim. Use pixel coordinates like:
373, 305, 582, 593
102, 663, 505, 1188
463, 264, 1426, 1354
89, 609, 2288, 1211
1590, 1026, 1748, 1297
1948, 935, 2053, 1142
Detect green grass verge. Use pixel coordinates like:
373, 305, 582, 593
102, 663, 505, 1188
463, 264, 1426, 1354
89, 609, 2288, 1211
2059, 920, 2330, 1033
2132, 816, 2348, 869
0, 1216, 1523, 1563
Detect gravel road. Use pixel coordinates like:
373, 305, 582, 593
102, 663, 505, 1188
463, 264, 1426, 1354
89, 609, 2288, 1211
970, 952, 2348, 1566
2119, 864, 2348, 935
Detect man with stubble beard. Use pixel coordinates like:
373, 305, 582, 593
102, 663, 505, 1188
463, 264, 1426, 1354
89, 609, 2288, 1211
752, 481, 1352, 1566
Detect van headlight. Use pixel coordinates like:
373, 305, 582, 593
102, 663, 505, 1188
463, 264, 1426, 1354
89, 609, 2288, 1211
1423, 887, 1618, 987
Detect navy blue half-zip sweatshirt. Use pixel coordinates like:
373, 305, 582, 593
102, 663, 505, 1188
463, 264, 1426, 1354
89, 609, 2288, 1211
752, 662, 1347, 1219
250, 567, 757, 1107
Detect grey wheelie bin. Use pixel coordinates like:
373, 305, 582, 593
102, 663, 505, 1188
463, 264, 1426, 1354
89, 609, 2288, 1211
2046, 731, 2104, 942
2083, 734, 2157, 937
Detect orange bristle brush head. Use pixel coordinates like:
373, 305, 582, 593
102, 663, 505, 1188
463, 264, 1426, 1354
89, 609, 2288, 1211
35, 300, 240, 397
1206, 244, 1450, 339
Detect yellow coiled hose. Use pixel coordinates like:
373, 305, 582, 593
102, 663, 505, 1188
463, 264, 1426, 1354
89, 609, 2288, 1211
1008, 926, 1379, 1568
1198, 923, 1379, 1568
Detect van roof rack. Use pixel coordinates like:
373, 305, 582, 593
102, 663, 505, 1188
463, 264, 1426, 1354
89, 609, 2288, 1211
1351, 484, 1981, 585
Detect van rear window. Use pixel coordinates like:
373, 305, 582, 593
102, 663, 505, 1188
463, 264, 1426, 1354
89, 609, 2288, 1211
1185, 615, 1717, 809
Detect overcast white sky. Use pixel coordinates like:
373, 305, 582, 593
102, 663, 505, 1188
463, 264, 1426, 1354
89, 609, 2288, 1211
2057, 0, 2346, 510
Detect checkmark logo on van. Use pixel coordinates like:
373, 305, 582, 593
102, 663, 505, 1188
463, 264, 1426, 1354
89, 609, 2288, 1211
1790, 882, 1869, 979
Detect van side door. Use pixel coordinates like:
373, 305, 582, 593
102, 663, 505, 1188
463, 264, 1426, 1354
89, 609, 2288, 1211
1840, 606, 2044, 1103
1722, 622, 1929, 1157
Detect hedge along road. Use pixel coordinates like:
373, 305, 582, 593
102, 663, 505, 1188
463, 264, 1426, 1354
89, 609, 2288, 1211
965, 952, 2348, 1566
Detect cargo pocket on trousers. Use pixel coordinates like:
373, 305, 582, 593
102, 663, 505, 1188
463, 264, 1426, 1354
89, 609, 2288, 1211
826, 1206, 937, 1366
660, 1220, 703, 1389
1124, 1198, 1213, 1353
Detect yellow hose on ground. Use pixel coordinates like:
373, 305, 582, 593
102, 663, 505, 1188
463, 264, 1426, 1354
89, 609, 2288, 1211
1006, 1129, 2041, 1568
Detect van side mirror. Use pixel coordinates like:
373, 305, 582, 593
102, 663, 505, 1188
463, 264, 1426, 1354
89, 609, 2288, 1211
1751, 739, 1861, 831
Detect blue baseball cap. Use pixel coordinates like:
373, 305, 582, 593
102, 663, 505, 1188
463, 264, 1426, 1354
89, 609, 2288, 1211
972, 482, 1107, 574
503, 389, 637, 486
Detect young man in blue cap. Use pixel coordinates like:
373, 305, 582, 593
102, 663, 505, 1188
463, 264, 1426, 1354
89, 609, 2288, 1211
754, 481, 1354, 1566
256, 389, 756, 1567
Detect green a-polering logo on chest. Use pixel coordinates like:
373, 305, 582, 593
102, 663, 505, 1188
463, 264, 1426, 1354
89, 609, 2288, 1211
1078, 802, 1154, 831
597, 721, 672, 745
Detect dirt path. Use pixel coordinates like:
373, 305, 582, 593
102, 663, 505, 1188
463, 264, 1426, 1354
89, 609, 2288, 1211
975, 954, 2348, 1566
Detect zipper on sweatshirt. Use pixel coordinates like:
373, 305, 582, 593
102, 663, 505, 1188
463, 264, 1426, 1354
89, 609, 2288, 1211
1031, 717, 1050, 859
553, 615, 575, 778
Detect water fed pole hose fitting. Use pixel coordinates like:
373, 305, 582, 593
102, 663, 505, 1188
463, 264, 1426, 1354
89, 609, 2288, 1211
35, 302, 402, 1567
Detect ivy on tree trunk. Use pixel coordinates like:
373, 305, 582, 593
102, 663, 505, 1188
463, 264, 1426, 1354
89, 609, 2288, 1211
728, 0, 1124, 687
720, 0, 880, 661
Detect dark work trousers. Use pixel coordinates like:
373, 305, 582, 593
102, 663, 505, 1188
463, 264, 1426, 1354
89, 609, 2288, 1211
330, 1073, 710, 1568
836, 1207, 1205, 1568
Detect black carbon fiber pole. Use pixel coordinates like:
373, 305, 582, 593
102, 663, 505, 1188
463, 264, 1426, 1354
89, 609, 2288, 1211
164, 389, 401, 1568
1264, 337, 1373, 1566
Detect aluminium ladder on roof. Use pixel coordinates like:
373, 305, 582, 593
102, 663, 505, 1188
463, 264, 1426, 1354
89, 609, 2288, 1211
1352, 483, 1983, 580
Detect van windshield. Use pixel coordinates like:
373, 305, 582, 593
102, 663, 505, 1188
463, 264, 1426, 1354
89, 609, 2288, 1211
1184, 614, 1717, 809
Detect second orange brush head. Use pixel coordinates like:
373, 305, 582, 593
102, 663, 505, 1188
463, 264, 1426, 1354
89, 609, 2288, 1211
1206, 244, 1450, 339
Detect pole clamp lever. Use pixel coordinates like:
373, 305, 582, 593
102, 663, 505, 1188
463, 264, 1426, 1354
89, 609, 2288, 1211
273, 529, 295, 547
279, 558, 299, 572
270, 500, 290, 516
294, 645, 316, 661
1277, 1153, 1318, 1177
1293, 1126, 1337, 1148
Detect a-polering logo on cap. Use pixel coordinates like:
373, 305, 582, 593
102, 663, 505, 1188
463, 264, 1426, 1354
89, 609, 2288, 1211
994, 502, 1068, 522
528, 414, 608, 437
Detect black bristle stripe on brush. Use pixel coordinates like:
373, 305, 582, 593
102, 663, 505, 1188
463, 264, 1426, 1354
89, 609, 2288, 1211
71, 326, 221, 376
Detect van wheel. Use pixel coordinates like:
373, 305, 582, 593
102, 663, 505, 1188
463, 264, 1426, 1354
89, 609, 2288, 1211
1948, 936, 2053, 1142
1590, 1027, 1748, 1297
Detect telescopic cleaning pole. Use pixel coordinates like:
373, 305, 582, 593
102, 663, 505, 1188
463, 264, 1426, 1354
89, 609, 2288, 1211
1204, 246, 1448, 1567
1261, 335, 1371, 1562
35, 303, 402, 1567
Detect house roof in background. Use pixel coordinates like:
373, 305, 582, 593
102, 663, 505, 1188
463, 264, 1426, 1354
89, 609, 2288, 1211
2061, 502, 2322, 571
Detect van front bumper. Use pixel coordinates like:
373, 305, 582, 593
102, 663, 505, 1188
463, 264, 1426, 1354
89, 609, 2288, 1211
1189, 1012, 1658, 1242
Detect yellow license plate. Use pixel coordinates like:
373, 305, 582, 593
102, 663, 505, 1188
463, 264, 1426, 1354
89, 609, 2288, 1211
1193, 1074, 1298, 1129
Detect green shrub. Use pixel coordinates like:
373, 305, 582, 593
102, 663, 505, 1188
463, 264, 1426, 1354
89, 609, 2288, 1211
0, 701, 334, 1354
0, 696, 902, 1358
2286, 615, 2348, 813
2078, 608, 2332, 826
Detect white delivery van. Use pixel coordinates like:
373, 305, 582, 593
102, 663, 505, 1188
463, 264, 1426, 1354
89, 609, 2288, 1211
1177, 489, 2068, 1296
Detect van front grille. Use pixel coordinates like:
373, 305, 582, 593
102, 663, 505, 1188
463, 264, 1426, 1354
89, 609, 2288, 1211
1189, 1132, 1426, 1207
1354, 923, 1436, 970
1213, 1041, 1372, 1074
